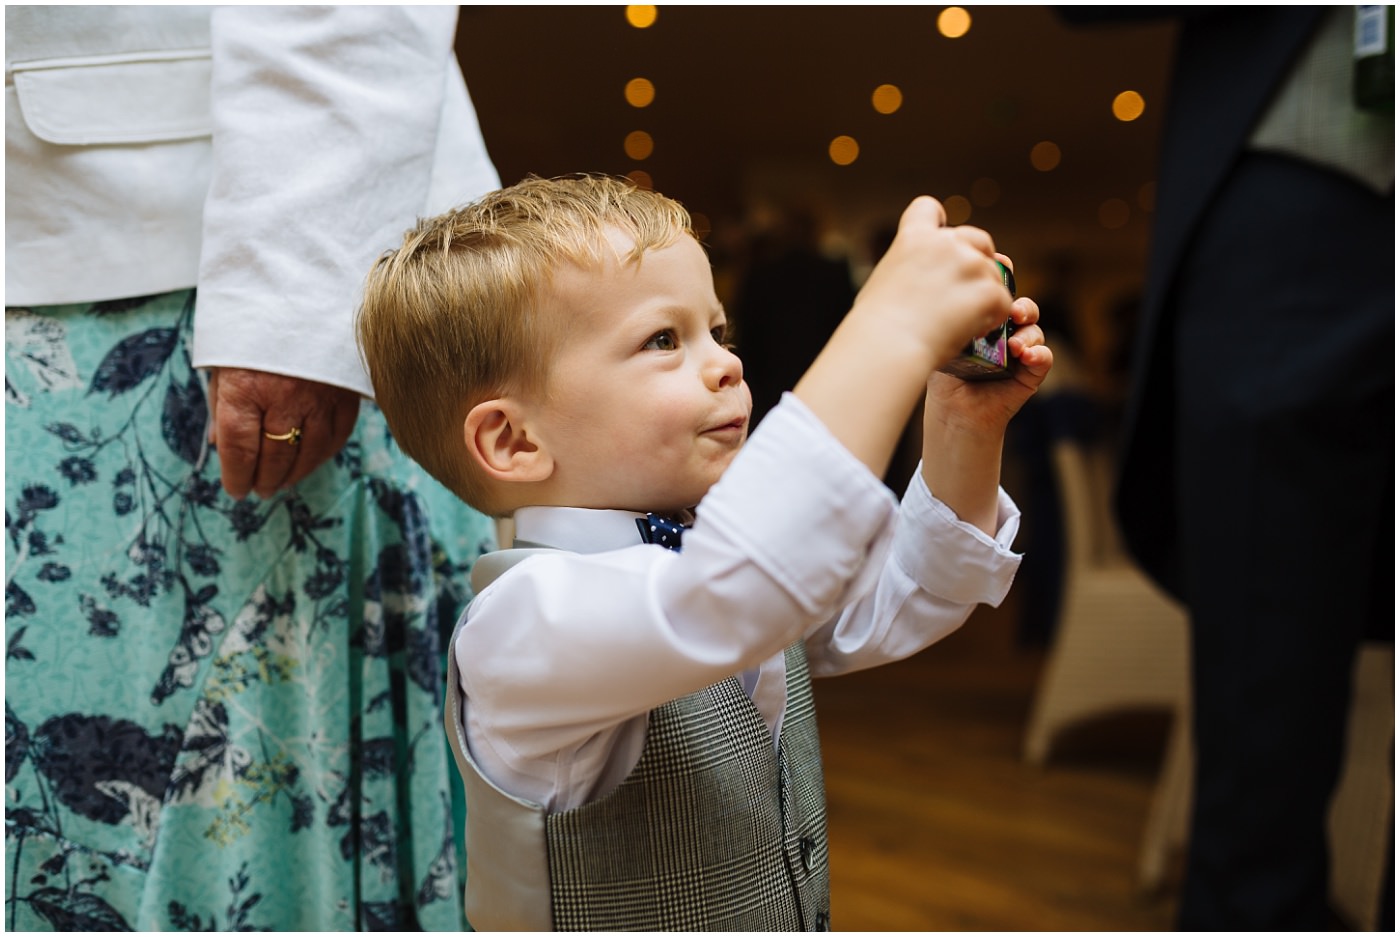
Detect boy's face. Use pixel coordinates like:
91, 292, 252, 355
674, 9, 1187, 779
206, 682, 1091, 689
528, 230, 750, 514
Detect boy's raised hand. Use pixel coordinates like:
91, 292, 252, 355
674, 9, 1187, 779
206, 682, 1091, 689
793, 195, 1020, 480
851, 195, 1013, 369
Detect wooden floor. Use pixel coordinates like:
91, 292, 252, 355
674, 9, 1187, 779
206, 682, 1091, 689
813, 592, 1181, 931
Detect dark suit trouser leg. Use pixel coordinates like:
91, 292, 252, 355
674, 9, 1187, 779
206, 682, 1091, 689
1170, 153, 1394, 930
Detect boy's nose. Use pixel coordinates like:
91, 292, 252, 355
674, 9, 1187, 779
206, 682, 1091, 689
704, 343, 743, 390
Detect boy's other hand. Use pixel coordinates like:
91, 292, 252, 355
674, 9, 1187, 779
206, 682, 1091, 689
928, 279, 1054, 435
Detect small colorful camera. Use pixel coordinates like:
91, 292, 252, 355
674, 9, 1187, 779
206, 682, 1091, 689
938, 260, 1017, 381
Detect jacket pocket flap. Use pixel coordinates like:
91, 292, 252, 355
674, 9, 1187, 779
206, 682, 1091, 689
11, 51, 211, 146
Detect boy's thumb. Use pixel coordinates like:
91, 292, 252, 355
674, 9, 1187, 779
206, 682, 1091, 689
901, 195, 947, 230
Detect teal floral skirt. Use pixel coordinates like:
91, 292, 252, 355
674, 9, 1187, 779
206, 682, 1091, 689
5, 291, 494, 930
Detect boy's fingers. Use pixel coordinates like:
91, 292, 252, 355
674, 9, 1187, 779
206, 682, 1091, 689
1008, 321, 1044, 353
949, 224, 996, 257
1010, 296, 1039, 326
1017, 343, 1055, 384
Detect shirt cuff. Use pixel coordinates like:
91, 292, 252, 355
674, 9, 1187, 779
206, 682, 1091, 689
894, 464, 1023, 607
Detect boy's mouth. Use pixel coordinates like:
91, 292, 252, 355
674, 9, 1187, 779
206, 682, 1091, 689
703, 416, 748, 436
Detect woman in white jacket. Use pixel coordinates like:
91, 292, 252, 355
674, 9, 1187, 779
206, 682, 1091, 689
5, 7, 500, 930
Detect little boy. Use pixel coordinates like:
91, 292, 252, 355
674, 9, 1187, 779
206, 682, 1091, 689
357, 174, 1052, 931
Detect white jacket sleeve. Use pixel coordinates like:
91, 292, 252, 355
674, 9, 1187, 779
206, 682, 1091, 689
192, 5, 498, 396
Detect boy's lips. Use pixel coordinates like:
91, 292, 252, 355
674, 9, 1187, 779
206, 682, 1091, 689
703, 416, 748, 436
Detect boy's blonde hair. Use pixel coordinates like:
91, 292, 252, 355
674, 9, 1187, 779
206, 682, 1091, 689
357, 174, 695, 514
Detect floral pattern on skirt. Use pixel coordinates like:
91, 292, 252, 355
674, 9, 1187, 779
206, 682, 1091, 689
5, 291, 494, 930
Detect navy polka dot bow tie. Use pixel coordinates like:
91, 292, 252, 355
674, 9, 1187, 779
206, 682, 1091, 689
636, 513, 687, 552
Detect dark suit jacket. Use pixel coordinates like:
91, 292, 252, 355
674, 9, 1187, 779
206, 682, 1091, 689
1065, 7, 1327, 596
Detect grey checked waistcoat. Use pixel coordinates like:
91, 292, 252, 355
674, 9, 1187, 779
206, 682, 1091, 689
544, 641, 830, 931
445, 553, 830, 930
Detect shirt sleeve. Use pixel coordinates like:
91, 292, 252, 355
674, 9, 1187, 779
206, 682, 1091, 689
804, 461, 1023, 677
191, 6, 496, 396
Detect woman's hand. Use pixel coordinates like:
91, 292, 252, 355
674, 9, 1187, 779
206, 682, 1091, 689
207, 367, 361, 499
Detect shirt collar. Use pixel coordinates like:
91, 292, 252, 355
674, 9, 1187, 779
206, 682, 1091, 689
512, 506, 649, 553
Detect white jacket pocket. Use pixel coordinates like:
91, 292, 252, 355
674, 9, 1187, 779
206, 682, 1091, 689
11, 51, 211, 146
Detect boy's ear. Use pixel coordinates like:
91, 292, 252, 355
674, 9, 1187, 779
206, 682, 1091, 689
464, 398, 554, 483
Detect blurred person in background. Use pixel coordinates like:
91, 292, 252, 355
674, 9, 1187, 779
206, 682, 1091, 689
731, 204, 857, 430
1065, 7, 1393, 929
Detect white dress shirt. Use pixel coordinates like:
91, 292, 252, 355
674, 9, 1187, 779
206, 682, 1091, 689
456, 394, 1023, 813
5, 5, 499, 396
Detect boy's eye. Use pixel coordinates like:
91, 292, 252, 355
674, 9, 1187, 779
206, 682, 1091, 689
643, 330, 678, 351
711, 325, 733, 349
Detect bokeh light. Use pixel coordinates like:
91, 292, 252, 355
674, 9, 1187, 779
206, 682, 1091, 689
944, 195, 972, 225
1099, 198, 1130, 229
1112, 90, 1146, 122
828, 135, 860, 166
625, 77, 655, 108
1030, 140, 1061, 171
938, 7, 971, 38
627, 169, 654, 190
872, 84, 903, 115
624, 130, 654, 160
625, 5, 657, 28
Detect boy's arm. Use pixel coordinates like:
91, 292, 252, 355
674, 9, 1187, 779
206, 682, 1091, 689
920, 287, 1053, 535
800, 292, 1050, 676
792, 197, 1011, 479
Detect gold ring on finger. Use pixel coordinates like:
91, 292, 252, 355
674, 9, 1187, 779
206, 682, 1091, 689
264, 427, 302, 445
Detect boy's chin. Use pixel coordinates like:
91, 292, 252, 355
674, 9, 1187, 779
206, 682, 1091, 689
646, 485, 715, 517
615, 464, 733, 515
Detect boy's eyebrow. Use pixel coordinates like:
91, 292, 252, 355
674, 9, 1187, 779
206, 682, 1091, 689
629, 300, 726, 323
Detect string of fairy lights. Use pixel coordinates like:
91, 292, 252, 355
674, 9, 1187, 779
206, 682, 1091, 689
617, 5, 1154, 233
